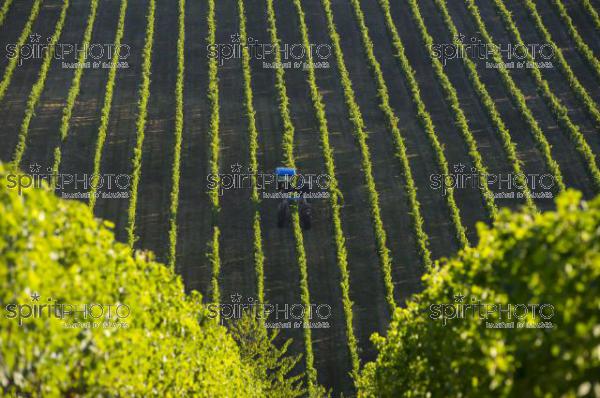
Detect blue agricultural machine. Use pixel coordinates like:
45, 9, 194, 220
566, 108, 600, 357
275, 167, 311, 230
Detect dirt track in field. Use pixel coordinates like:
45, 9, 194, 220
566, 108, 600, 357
176, 0, 211, 293
215, 0, 257, 314
134, 0, 176, 262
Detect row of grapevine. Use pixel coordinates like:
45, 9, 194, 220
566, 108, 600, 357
432, 0, 536, 210
521, 0, 600, 129
237, 0, 265, 304
484, 0, 600, 190
51, 0, 99, 182
551, 0, 600, 82
126, 0, 155, 248
88, 0, 129, 209
455, 0, 568, 192
344, 0, 432, 270
582, 0, 600, 31
265, 0, 318, 393
319, 0, 397, 314
167, 0, 186, 271
376, 0, 469, 248
12, 0, 70, 166
206, 0, 221, 306
208, 225, 220, 312
405, 0, 500, 219
0, 0, 13, 27
251, 213, 264, 303
291, 0, 360, 379
408, 0, 536, 211
265, 3, 294, 165
0, 0, 42, 102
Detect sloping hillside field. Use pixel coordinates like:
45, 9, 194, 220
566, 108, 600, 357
1, 0, 599, 395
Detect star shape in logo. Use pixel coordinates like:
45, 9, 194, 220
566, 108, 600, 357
454, 293, 465, 303
231, 163, 242, 173
31, 292, 41, 302
454, 32, 465, 42
230, 293, 242, 303
29, 33, 41, 43
230, 33, 241, 43
29, 163, 41, 173
453, 163, 466, 173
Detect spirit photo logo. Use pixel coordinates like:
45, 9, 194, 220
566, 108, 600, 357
4, 292, 130, 329
3, 163, 131, 200
207, 33, 331, 67
207, 293, 332, 329
429, 163, 555, 199
5, 33, 130, 68
206, 163, 331, 198
430, 33, 554, 68
428, 293, 555, 329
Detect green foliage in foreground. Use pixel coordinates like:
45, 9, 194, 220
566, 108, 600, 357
0, 163, 263, 396
229, 313, 306, 398
358, 191, 600, 397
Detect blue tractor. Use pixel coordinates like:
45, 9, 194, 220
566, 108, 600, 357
275, 167, 311, 230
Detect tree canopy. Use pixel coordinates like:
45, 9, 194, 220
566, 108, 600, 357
357, 191, 600, 397
0, 163, 263, 396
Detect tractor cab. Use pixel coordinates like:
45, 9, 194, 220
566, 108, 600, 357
275, 167, 297, 193
275, 167, 311, 229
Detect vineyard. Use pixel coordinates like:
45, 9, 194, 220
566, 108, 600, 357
1, 0, 599, 395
